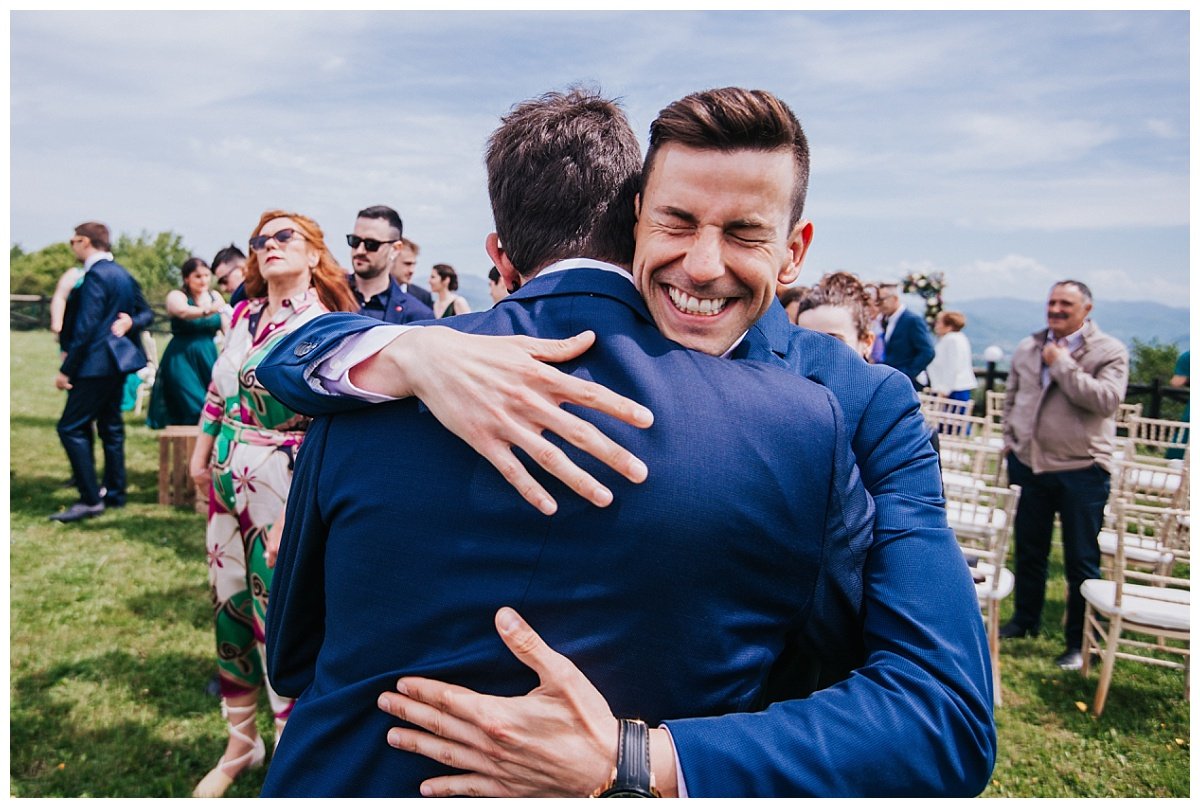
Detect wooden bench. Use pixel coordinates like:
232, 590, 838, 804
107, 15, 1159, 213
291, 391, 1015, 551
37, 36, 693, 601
157, 425, 207, 513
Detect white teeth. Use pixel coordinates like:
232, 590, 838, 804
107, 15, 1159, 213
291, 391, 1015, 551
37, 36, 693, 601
667, 286, 728, 316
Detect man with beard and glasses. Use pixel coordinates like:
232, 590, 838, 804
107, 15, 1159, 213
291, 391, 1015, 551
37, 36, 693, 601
346, 205, 433, 324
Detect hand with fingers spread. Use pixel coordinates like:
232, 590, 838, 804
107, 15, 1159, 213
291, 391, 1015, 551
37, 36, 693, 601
377, 608, 677, 798
350, 326, 654, 515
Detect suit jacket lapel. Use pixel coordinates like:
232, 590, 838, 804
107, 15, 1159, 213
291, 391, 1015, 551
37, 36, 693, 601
733, 300, 791, 369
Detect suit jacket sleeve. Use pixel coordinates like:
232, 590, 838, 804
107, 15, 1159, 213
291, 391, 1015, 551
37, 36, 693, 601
59, 272, 109, 378
903, 313, 936, 379
663, 373, 996, 796
265, 415, 331, 698
128, 280, 154, 333
256, 312, 398, 416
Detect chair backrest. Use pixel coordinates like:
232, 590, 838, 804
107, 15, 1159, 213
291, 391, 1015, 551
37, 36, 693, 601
1109, 454, 1187, 509
1110, 500, 1190, 608
1115, 402, 1143, 439
919, 391, 975, 417
919, 392, 990, 439
140, 330, 160, 370
943, 481, 1021, 562
939, 436, 1006, 487
984, 390, 1006, 432
1126, 415, 1191, 456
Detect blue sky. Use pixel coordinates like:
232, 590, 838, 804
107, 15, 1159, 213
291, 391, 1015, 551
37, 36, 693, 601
9, 9, 1190, 307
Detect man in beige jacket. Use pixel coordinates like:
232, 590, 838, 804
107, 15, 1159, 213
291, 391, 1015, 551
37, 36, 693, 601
1000, 280, 1129, 670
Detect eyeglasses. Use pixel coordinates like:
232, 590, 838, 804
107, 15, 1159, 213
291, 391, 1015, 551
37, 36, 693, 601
346, 234, 400, 252
250, 228, 305, 252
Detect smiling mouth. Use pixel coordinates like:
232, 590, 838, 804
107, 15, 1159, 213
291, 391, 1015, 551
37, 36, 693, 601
666, 285, 729, 317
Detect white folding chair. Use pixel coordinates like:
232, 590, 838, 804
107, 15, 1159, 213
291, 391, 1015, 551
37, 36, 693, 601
1080, 501, 1190, 716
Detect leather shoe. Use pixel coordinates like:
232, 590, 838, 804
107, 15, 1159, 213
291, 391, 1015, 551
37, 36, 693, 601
998, 621, 1038, 640
1056, 649, 1084, 671
48, 501, 105, 522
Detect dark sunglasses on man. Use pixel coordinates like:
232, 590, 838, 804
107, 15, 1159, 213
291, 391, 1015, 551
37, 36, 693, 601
346, 234, 400, 253
249, 228, 305, 252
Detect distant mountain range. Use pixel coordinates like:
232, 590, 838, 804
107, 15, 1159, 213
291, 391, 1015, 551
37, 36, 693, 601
954, 298, 1189, 367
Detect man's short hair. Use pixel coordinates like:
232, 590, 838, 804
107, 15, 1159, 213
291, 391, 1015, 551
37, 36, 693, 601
1052, 280, 1093, 304
488, 266, 501, 283
74, 221, 111, 251
486, 87, 641, 276
645, 87, 810, 227
400, 237, 419, 255
212, 243, 246, 270
357, 205, 404, 241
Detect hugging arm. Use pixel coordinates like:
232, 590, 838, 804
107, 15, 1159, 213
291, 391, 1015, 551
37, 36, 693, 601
256, 315, 654, 515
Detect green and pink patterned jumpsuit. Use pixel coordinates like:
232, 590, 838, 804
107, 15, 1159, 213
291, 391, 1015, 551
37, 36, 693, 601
199, 289, 328, 718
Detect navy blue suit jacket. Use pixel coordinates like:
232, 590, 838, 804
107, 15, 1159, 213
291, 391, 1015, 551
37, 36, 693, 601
351, 274, 435, 324
883, 307, 936, 386
255, 288, 995, 796
258, 268, 876, 796
59, 259, 153, 380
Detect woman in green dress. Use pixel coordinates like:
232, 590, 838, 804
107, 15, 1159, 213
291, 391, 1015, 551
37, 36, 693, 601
146, 257, 227, 428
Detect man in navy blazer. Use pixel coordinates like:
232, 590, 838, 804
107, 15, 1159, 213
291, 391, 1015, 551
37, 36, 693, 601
257, 89, 993, 796
51, 221, 153, 522
877, 282, 936, 388
346, 205, 434, 324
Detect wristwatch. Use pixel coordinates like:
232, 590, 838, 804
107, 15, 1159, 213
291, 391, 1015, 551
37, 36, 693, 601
593, 718, 660, 798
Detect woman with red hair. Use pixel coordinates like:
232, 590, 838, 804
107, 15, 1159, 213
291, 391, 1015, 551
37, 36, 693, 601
189, 211, 356, 797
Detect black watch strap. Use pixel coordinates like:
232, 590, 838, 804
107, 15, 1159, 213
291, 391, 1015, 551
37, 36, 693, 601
597, 718, 658, 797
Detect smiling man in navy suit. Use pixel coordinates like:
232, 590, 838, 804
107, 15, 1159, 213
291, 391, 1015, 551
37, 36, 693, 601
51, 221, 153, 522
257, 88, 994, 796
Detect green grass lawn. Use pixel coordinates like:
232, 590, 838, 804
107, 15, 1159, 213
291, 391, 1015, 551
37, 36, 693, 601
8, 328, 1191, 796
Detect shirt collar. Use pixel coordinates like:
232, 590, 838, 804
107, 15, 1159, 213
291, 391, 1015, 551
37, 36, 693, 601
1049, 321, 1087, 349
535, 257, 634, 285
82, 251, 114, 272
530, 257, 748, 356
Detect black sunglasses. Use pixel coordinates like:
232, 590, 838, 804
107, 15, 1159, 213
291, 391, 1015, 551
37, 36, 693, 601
346, 234, 400, 252
249, 228, 304, 252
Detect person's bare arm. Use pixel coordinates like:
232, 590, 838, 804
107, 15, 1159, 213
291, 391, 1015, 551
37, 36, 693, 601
349, 327, 653, 515
378, 607, 678, 798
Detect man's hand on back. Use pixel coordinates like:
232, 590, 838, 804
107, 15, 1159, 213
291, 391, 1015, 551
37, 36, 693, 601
377, 607, 619, 797
353, 327, 654, 515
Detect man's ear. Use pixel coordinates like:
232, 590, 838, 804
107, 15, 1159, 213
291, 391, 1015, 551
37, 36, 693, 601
485, 233, 521, 292
777, 219, 814, 286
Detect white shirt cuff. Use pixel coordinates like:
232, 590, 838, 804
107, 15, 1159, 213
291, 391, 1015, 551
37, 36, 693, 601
310, 326, 412, 402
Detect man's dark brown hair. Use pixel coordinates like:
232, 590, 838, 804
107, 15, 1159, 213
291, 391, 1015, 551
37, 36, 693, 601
486, 87, 641, 276
74, 221, 112, 251
645, 87, 810, 226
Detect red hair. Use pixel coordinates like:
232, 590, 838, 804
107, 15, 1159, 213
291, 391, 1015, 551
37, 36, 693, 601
243, 209, 358, 313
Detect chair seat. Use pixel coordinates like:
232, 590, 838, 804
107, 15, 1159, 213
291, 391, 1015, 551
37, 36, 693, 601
1080, 579, 1191, 631
1096, 530, 1175, 566
972, 561, 1014, 602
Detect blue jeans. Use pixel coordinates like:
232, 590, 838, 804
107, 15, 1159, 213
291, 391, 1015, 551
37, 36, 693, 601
1006, 453, 1109, 650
